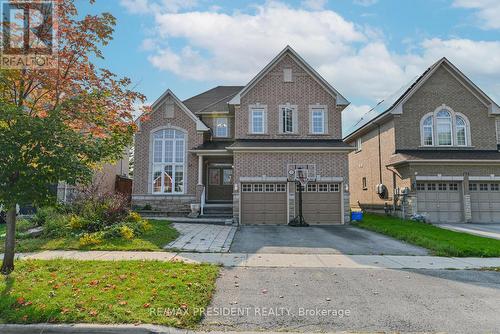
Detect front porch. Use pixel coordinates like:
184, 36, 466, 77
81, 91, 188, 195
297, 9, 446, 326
191, 142, 235, 218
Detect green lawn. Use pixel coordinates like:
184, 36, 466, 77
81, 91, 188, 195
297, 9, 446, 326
0, 224, 5, 237
0, 259, 219, 327
0, 220, 179, 253
355, 213, 500, 257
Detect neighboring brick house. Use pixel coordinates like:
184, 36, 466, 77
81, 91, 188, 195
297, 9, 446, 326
132, 46, 353, 224
344, 57, 500, 223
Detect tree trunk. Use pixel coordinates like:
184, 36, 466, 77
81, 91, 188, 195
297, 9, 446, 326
1, 206, 16, 275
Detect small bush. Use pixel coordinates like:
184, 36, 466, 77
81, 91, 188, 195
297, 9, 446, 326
142, 204, 152, 211
16, 219, 35, 233
119, 225, 135, 240
43, 213, 71, 238
79, 232, 103, 246
32, 207, 58, 226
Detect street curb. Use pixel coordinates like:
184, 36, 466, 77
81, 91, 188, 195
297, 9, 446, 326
0, 324, 187, 334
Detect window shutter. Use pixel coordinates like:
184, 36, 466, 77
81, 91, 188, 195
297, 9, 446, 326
263, 109, 268, 134
292, 107, 298, 133
278, 107, 283, 134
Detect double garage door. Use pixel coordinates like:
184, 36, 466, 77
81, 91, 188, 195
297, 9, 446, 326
416, 181, 500, 223
470, 182, 500, 223
240, 182, 341, 225
416, 182, 463, 223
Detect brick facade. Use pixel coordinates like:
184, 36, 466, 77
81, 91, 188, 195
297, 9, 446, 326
237, 54, 344, 140
346, 60, 500, 222
395, 63, 496, 150
132, 95, 204, 212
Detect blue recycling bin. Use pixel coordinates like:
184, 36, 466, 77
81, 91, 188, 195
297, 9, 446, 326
351, 211, 363, 221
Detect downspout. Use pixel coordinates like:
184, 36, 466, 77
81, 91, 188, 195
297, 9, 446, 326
377, 124, 382, 184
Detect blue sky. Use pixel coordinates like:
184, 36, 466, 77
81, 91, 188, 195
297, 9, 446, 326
80, 0, 500, 133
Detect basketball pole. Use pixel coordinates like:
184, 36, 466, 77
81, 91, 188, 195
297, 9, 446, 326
289, 180, 309, 227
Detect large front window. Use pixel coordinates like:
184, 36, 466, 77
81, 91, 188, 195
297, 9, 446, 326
152, 129, 185, 194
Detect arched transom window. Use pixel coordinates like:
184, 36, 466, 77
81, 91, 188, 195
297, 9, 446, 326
420, 106, 470, 147
152, 129, 185, 194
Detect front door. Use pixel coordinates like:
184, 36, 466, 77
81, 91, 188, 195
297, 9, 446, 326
207, 165, 233, 202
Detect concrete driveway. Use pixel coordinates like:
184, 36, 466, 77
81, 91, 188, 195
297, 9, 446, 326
438, 223, 500, 240
230, 225, 428, 255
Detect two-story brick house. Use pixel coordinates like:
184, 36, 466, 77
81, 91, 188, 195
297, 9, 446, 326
132, 46, 353, 224
344, 57, 500, 223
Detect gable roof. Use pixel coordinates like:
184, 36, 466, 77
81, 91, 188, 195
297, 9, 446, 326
343, 57, 500, 141
229, 45, 349, 106
150, 89, 209, 131
183, 86, 243, 114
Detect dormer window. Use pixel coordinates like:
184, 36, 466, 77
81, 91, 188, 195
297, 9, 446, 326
420, 105, 470, 147
215, 117, 228, 138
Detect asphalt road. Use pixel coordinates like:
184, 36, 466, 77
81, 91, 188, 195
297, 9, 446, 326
201, 267, 500, 333
231, 225, 428, 255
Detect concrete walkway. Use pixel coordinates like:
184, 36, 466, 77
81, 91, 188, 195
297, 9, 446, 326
7, 250, 500, 270
164, 223, 236, 252
438, 223, 500, 240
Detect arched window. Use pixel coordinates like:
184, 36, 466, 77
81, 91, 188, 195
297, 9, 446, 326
422, 115, 433, 146
420, 106, 471, 147
152, 129, 185, 194
436, 110, 452, 146
456, 115, 467, 146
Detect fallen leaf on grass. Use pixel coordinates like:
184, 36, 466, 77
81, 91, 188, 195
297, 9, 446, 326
89, 310, 98, 317
118, 300, 128, 306
143, 303, 150, 308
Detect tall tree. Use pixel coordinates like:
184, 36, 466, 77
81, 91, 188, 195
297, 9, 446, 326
0, 0, 146, 274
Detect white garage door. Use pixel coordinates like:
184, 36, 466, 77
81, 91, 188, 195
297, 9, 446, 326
416, 182, 463, 223
470, 182, 500, 223
241, 183, 287, 225
296, 183, 342, 225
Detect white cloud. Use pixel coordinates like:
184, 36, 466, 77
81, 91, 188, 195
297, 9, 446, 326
353, 0, 378, 6
128, 1, 500, 130
453, 0, 500, 29
150, 1, 366, 84
301, 0, 327, 11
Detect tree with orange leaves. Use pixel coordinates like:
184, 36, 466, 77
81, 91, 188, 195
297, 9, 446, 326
0, 0, 147, 274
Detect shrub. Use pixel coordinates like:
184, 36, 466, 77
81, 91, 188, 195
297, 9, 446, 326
32, 206, 58, 226
43, 213, 71, 238
16, 219, 35, 233
142, 204, 152, 211
119, 225, 135, 240
79, 232, 103, 246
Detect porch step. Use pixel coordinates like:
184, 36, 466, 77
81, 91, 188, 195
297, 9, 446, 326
203, 205, 233, 216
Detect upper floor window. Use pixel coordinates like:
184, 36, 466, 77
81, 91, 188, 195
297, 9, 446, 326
420, 106, 470, 147
310, 107, 326, 134
281, 107, 294, 133
279, 105, 297, 134
250, 108, 266, 134
152, 129, 185, 194
215, 118, 229, 138
356, 138, 362, 152
436, 110, 452, 146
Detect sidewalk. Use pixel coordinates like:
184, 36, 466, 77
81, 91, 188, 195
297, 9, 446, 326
6, 250, 500, 269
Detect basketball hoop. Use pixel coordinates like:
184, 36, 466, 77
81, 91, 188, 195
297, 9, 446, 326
295, 168, 309, 187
